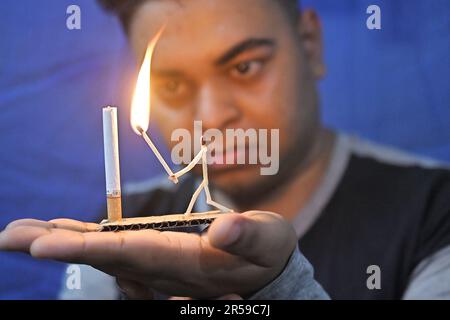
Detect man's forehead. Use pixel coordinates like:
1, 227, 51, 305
129, 0, 285, 62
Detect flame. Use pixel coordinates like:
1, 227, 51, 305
130, 27, 164, 135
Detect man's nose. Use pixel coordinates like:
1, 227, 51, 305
195, 83, 240, 130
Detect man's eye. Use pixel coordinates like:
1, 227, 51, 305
230, 60, 263, 79
154, 78, 191, 106
157, 79, 188, 99
164, 80, 180, 93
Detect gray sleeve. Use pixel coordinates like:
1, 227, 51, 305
58, 246, 330, 300
58, 264, 120, 300
248, 245, 330, 300
402, 245, 450, 300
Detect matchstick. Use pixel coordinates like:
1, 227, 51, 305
137, 126, 177, 181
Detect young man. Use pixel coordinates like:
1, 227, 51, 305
1, 0, 449, 299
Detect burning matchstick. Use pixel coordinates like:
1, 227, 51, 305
136, 126, 178, 184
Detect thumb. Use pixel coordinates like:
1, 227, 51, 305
208, 211, 297, 267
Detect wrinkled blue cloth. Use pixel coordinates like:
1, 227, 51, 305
0, 0, 162, 298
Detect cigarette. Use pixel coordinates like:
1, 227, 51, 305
102, 106, 122, 222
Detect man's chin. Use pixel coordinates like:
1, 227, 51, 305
207, 164, 270, 200
209, 163, 258, 179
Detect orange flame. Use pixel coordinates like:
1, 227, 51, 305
130, 27, 164, 135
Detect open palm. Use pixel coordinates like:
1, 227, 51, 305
0, 211, 297, 299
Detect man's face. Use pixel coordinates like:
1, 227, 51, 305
129, 0, 322, 199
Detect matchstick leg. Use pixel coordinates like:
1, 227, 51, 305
184, 180, 206, 216
204, 184, 233, 212
206, 199, 233, 213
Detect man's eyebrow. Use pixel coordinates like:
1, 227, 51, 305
214, 38, 276, 66
151, 70, 184, 78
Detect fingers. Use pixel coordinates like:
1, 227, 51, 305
4, 218, 99, 233
1, 221, 138, 265
48, 219, 100, 232
29, 230, 111, 263
5, 219, 53, 230
29, 229, 162, 266
0, 225, 51, 252
1, 218, 220, 278
116, 278, 154, 300
208, 211, 297, 267
1, 221, 92, 253
11, 226, 205, 278
0, 218, 99, 254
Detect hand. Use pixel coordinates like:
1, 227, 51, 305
116, 278, 242, 300
0, 211, 297, 299
169, 294, 243, 300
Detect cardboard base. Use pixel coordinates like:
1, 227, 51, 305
99, 211, 224, 232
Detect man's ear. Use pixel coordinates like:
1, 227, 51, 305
297, 9, 326, 79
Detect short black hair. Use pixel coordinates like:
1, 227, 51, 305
98, 0, 299, 33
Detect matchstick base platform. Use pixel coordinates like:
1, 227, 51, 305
99, 211, 224, 232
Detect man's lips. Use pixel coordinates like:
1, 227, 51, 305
206, 145, 259, 172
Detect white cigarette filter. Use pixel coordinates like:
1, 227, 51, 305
102, 106, 121, 196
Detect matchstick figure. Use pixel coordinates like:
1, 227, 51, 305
171, 136, 233, 216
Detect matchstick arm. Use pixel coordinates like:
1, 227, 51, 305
172, 146, 206, 180
99, 211, 224, 232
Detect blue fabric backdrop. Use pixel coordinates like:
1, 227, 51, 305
0, 0, 449, 299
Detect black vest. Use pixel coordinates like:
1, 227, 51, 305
118, 154, 450, 299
